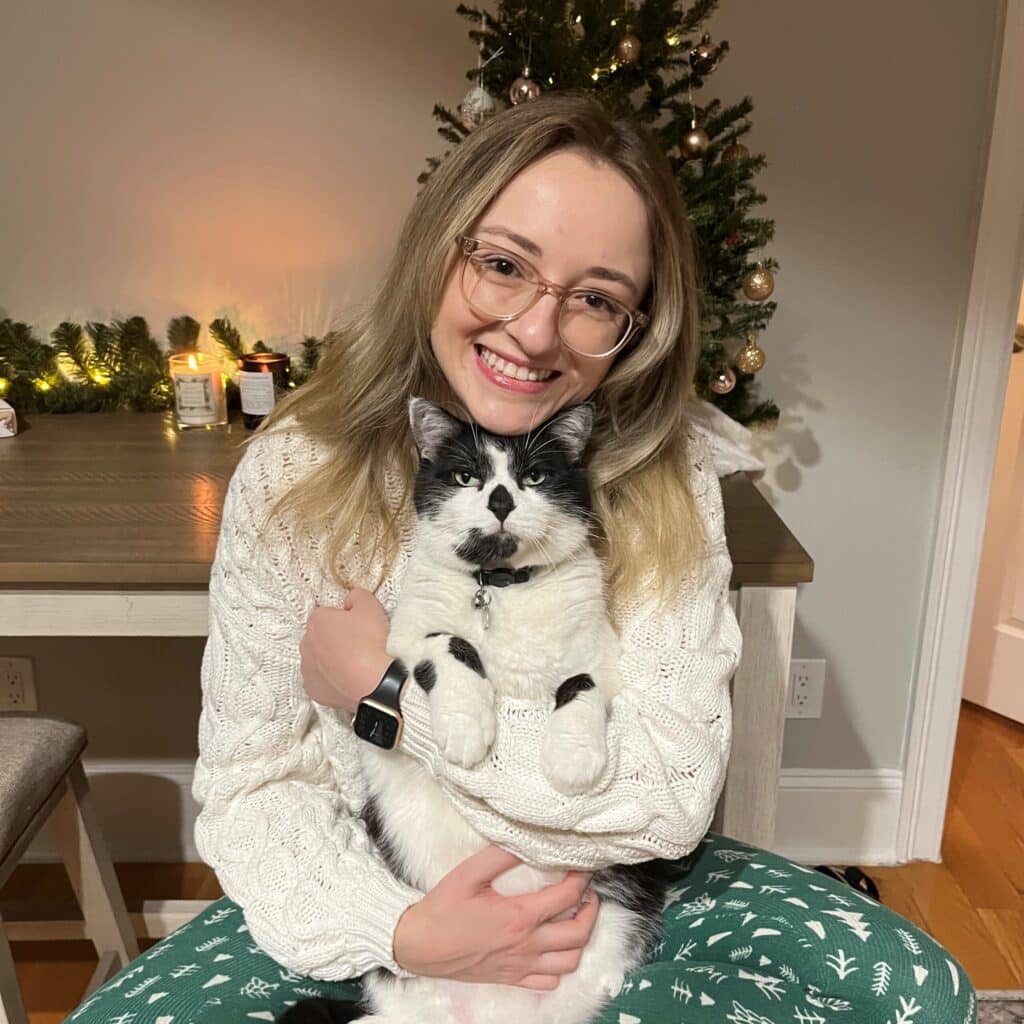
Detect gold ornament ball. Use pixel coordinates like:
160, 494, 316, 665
681, 125, 709, 159
616, 33, 641, 63
721, 142, 750, 163
735, 335, 766, 374
709, 366, 737, 395
509, 75, 541, 105
742, 263, 775, 301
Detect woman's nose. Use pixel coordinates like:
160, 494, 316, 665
504, 291, 562, 358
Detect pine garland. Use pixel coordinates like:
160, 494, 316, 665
0, 316, 324, 415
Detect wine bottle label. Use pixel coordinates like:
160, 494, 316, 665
239, 371, 276, 415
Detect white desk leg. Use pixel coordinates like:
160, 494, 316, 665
719, 585, 797, 850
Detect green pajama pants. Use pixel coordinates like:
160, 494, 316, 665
68, 832, 978, 1024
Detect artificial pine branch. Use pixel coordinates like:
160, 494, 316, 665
209, 318, 246, 362
168, 315, 200, 353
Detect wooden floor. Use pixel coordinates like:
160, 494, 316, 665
3, 699, 1022, 1020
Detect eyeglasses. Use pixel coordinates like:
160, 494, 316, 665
455, 234, 649, 359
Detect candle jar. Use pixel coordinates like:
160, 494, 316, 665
238, 351, 291, 430
169, 352, 228, 429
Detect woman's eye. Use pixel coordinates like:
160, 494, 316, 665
524, 469, 547, 486
580, 292, 615, 313
481, 256, 522, 278
453, 470, 479, 487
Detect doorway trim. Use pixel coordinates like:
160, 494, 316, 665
898, 0, 1024, 860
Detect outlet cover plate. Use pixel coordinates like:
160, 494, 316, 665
787, 658, 825, 719
0, 656, 38, 711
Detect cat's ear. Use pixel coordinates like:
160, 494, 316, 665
408, 397, 464, 463
546, 402, 595, 463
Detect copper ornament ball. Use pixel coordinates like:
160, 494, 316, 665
735, 335, 767, 374
616, 33, 641, 63
689, 33, 721, 76
681, 125, 710, 159
742, 263, 775, 300
509, 75, 541, 105
709, 366, 737, 394
721, 141, 750, 163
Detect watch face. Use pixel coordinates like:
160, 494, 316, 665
354, 703, 400, 749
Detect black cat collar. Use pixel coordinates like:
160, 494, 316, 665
471, 565, 537, 630
474, 566, 534, 587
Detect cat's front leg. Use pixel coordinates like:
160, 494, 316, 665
541, 674, 610, 795
409, 632, 496, 768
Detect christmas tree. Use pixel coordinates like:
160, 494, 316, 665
420, 0, 780, 428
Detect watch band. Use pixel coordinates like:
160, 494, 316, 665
353, 658, 408, 750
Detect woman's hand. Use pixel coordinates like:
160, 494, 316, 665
299, 587, 394, 715
393, 844, 599, 990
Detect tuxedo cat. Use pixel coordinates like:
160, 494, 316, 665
281, 398, 671, 1024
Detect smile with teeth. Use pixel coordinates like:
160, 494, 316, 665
477, 344, 558, 382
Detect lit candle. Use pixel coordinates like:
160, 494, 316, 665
238, 351, 291, 430
169, 352, 227, 429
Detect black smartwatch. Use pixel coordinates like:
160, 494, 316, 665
353, 658, 408, 750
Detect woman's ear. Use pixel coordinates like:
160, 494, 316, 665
545, 402, 595, 463
408, 396, 465, 462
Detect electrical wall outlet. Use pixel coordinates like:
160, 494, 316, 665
786, 658, 825, 719
0, 657, 38, 711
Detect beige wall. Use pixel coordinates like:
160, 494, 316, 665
1, 2, 1003, 782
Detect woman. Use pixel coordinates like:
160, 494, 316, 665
69, 92, 977, 1023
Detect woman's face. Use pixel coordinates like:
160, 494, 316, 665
430, 149, 652, 437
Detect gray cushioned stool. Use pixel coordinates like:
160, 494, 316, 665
0, 712, 138, 1024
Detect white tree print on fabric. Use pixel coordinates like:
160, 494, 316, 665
240, 976, 279, 998
823, 908, 873, 942
873, 960, 894, 995
896, 928, 924, 955
886, 994, 924, 1022
736, 968, 786, 1000
825, 948, 859, 979
724, 1001, 777, 1023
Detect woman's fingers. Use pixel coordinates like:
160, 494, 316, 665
515, 974, 561, 991
529, 947, 585, 976
516, 870, 591, 926
456, 843, 523, 888
529, 889, 600, 952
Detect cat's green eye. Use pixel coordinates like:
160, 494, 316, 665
523, 469, 547, 486
453, 470, 480, 487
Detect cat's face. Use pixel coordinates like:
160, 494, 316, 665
408, 397, 595, 571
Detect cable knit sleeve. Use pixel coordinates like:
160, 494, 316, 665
397, 430, 742, 872
192, 435, 422, 982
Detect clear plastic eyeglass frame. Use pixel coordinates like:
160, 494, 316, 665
455, 234, 649, 359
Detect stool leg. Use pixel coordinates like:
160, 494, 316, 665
0, 909, 29, 1024
46, 761, 140, 971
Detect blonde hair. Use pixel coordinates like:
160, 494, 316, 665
261, 90, 711, 623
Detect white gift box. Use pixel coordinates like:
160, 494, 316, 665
0, 399, 17, 438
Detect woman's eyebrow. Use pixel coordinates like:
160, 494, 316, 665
478, 223, 639, 297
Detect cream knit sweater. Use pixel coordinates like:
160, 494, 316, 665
193, 424, 742, 983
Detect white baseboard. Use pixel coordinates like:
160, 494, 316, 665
22, 760, 905, 867
775, 768, 904, 865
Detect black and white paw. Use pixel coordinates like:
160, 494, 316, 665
541, 675, 608, 795
415, 634, 495, 768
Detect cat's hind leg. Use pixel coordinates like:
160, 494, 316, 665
277, 996, 371, 1022
408, 632, 496, 768
540, 673, 610, 795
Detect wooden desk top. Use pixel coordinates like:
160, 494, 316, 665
0, 412, 812, 589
